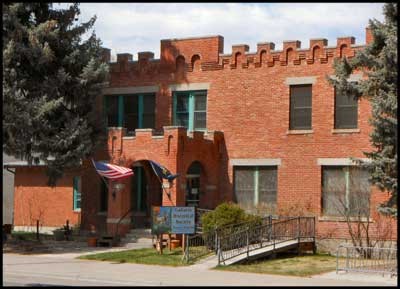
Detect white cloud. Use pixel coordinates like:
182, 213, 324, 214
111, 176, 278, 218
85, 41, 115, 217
55, 3, 385, 60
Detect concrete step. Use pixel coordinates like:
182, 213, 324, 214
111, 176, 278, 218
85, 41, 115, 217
121, 237, 154, 244
124, 229, 152, 238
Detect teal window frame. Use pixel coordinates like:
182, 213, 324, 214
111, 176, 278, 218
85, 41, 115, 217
104, 94, 155, 132
131, 166, 147, 212
73, 176, 81, 211
173, 90, 207, 131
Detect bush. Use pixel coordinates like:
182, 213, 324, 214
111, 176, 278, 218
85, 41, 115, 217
201, 202, 263, 235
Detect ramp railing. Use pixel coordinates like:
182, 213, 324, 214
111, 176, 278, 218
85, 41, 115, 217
217, 216, 315, 265
183, 214, 271, 263
336, 245, 397, 277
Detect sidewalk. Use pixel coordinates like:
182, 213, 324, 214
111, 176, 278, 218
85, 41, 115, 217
3, 253, 397, 286
314, 271, 397, 286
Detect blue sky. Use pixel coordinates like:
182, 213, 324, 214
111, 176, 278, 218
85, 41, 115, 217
56, 3, 385, 61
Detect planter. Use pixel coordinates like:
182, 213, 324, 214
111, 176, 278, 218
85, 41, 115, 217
170, 239, 181, 249
53, 230, 65, 241
87, 237, 98, 247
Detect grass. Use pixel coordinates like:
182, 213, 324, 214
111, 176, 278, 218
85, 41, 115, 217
11, 231, 53, 241
78, 247, 191, 267
214, 253, 338, 277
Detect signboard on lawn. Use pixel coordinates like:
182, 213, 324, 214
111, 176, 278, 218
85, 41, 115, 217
151, 206, 195, 235
171, 207, 195, 234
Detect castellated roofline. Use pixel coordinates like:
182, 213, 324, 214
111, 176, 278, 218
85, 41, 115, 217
104, 29, 370, 70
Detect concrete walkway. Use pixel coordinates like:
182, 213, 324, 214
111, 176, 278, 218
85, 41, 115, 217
3, 253, 397, 286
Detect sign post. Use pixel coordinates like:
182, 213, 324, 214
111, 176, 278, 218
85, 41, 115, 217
151, 206, 195, 254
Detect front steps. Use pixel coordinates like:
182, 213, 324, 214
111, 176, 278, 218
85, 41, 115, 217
120, 228, 154, 249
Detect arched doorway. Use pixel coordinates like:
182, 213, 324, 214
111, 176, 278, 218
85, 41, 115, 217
130, 160, 162, 228
185, 161, 203, 207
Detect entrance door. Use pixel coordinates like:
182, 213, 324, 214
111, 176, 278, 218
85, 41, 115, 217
186, 175, 200, 207
185, 161, 203, 207
131, 166, 148, 227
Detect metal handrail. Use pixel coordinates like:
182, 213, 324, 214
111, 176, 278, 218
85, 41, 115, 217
217, 216, 315, 265
115, 207, 134, 238
336, 244, 397, 276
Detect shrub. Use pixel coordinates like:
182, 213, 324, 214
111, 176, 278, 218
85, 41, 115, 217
201, 202, 263, 235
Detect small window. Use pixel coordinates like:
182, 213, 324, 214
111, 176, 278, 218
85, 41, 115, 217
73, 176, 81, 211
142, 94, 156, 129
322, 166, 370, 217
100, 180, 108, 212
124, 95, 138, 134
175, 93, 190, 128
290, 85, 312, 130
105, 95, 119, 127
173, 90, 207, 131
334, 89, 358, 129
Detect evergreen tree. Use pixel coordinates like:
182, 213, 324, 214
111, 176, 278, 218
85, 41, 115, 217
3, 3, 109, 185
329, 3, 397, 216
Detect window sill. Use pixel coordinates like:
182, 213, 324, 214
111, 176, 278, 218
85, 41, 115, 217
97, 211, 107, 216
287, 129, 314, 135
332, 128, 360, 134
318, 216, 373, 223
73, 209, 81, 213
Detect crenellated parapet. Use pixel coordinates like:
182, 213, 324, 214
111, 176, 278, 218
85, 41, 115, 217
107, 126, 223, 157
107, 28, 370, 77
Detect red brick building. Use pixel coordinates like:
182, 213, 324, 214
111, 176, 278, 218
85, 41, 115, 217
6, 27, 396, 244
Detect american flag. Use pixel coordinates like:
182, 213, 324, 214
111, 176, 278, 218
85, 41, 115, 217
92, 160, 133, 180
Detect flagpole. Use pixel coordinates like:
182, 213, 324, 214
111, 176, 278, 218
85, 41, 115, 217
149, 161, 172, 201
91, 158, 110, 190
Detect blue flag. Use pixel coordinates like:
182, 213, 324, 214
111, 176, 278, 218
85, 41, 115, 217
149, 160, 179, 182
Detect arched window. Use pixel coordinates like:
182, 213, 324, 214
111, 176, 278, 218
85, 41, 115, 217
339, 44, 347, 58
191, 54, 201, 71
286, 48, 294, 62
260, 50, 267, 63
176, 55, 186, 72
312, 46, 321, 61
235, 52, 242, 65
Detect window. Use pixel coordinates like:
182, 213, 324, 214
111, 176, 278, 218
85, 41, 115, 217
322, 166, 370, 217
173, 90, 207, 131
234, 166, 277, 214
104, 94, 156, 133
73, 176, 81, 211
105, 95, 119, 127
142, 94, 156, 129
290, 85, 312, 130
100, 180, 108, 212
334, 89, 358, 129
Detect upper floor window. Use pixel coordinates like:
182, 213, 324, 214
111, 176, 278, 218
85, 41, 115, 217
104, 94, 156, 134
173, 90, 207, 131
289, 85, 312, 130
73, 176, 81, 211
322, 166, 370, 217
334, 89, 358, 129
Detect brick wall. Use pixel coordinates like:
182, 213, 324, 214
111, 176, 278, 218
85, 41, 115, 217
101, 28, 396, 239
13, 167, 81, 228
12, 27, 397, 241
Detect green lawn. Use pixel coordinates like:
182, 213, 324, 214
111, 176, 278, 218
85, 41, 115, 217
78, 247, 191, 267
11, 231, 53, 241
214, 253, 338, 277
